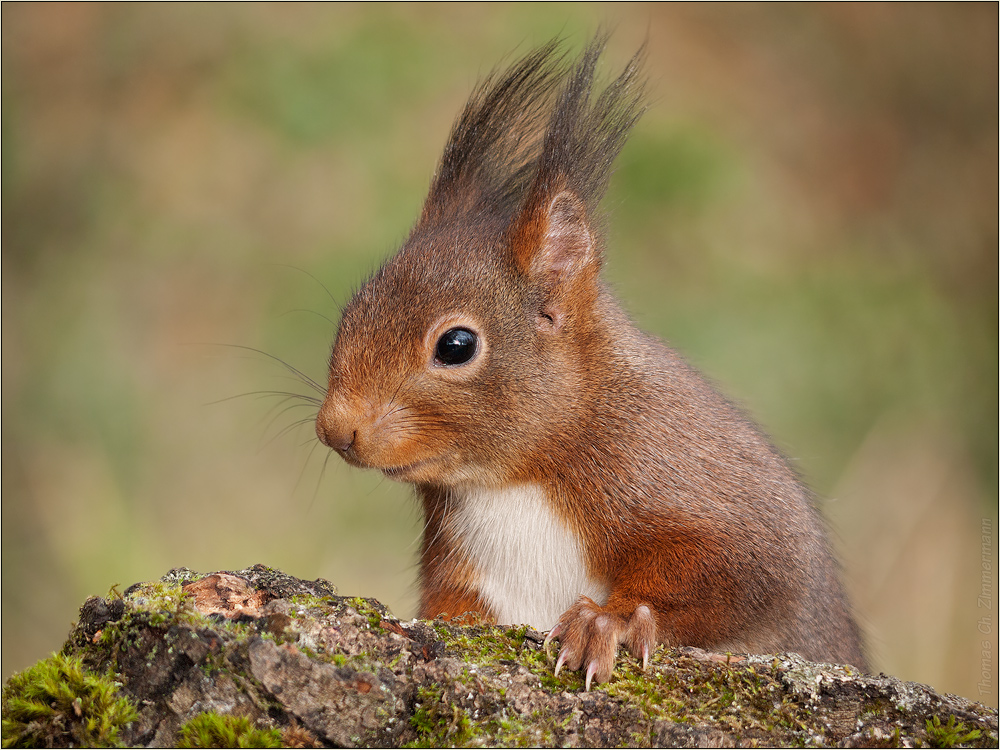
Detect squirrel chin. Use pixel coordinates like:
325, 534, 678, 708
381, 458, 438, 483
382, 460, 506, 489
338, 446, 443, 483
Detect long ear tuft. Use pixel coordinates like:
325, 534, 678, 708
535, 33, 646, 217
420, 41, 565, 224
419, 33, 646, 276
510, 33, 647, 277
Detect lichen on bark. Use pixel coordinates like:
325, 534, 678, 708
2, 565, 996, 748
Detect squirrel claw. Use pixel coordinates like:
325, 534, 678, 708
543, 623, 562, 651
554, 650, 567, 677
584, 660, 598, 692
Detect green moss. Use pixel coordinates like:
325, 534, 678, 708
112, 580, 255, 642
601, 654, 819, 743
82, 580, 209, 642
436, 623, 583, 692
287, 593, 337, 611
1, 652, 137, 748
176, 712, 282, 748
925, 715, 983, 748
125, 581, 197, 620
346, 596, 387, 630
402, 632, 588, 748
407, 686, 474, 748
158, 568, 204, 587
485, 710, 555, 747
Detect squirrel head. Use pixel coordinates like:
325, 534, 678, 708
316, 35, 645, 488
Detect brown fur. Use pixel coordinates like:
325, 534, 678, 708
315, 34, 867, 683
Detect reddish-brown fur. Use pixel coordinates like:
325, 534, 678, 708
315, 35, 867, 685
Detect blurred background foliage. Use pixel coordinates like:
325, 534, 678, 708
2, 4, 996, 706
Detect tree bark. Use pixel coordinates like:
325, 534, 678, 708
4, 565, 996, 748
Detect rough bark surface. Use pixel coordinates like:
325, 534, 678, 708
6, 565, 998, 748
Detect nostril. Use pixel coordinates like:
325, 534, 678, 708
315, 412, 357, 456
336, 430, 356, 455
316, 396, 365, 459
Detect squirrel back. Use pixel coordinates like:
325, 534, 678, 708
315, 35, 867, 683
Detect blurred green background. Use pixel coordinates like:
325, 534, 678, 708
3, 4, 996, 706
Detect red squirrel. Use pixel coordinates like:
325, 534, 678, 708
315, 36, 867, 688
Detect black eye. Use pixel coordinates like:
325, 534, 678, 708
434, 327, 479, 366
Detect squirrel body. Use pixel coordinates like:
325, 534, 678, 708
316, 36, 867, 685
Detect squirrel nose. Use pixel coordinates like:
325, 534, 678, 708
315, 416, 355, 455
315, 401, 358, 455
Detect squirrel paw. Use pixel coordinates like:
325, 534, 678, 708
544, 596, 657, 690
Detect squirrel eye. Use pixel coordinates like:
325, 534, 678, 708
434, 327, 479, 366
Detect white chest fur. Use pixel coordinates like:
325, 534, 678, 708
447, 483, 609, 629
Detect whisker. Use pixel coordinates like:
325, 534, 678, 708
204, 390, 321, 408
277, 307, 337, 328
288, 437, 327, 512
204, 391, 323, 406
268, 263, 342, 312
250, 395, 321, 442
266, 416, 319, 447
209, 343, 327, 395
309, 447, 336, 512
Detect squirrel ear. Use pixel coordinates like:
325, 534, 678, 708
542, 191, 595, 277
516, 190, 597, 283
